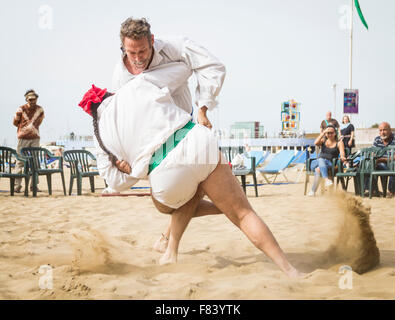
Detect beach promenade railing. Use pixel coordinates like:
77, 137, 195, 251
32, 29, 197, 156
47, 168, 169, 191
219, 138, 315, 151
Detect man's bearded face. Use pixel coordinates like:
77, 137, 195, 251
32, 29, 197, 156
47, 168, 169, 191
123, 36, 154, 73
379, 124, 391, 140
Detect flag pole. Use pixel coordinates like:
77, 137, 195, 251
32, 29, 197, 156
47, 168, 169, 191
347, 0, 354, 124
349, 0, 354, 90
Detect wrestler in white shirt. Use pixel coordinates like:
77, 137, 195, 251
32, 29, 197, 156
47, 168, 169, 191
112, 36, 226, 121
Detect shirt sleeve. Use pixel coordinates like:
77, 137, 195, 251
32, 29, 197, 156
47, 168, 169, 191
33, 109, 45, 127
95, 142, 139, 192
180, 37, 226, 111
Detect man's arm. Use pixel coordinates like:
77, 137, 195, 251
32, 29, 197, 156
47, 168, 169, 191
197, 106, 212, 129
175, 37, 225, 129
180, 38, 226, 112
314, 130, 326, 146
13, 107, 23, 127
96, 147, 138, 192
33, 109, 44, 127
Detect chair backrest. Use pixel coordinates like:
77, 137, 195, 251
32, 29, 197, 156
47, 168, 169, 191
385, 147, 395, 171
20, 147, 52, 171
244, 151, 269, 169
0, 146, 17, 174
219, 147, 231, 163
63, 149, 96, 174
230, 147, 244, 160
291, 150, 306, 164
219, 146, 245, 164
357, 147, 383, 172
261, 150, 295, 172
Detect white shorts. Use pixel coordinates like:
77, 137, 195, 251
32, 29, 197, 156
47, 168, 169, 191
149, 124, 220, 209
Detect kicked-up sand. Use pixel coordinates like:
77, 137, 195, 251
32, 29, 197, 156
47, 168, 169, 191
0, 169, 394, 299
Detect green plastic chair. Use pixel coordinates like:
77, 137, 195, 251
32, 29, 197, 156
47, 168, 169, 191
356, 147, 387, 198
63, 150, 100, 195
21, 147, 66, 197
335, 150, 363, 195
0, 146, 30, 196
368, 146, 395, 199
220, 146, 260, 197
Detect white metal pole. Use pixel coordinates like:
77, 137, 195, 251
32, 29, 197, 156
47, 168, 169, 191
333, 83, 337, 120
349, 0, 354, 90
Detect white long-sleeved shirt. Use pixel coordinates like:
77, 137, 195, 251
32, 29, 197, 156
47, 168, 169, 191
95, 62, 192, 191
112, 36, 226, 113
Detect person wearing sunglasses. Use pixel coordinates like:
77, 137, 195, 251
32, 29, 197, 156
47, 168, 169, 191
308, 125, 346, 196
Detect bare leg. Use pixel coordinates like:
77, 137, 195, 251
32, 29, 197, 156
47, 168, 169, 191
153, 223, 171, 253
153, 199, 222, 253
201, 158, 303, 278
159, 186, 205, 265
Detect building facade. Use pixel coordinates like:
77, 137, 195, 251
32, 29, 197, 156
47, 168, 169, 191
230, 122, 264, 139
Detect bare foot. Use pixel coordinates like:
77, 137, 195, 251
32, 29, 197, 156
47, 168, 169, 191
286, 268, 307, 279
159, 251, 177, 265
153, 234, 169, 253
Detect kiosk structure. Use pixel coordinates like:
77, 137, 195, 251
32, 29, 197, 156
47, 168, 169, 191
281, 100, 300, 136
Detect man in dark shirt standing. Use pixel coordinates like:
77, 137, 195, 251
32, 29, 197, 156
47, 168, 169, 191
320, 111, 340, 134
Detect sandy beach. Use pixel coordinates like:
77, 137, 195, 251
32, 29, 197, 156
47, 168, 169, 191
0, 169, 394, 300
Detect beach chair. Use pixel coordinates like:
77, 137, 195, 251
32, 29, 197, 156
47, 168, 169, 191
21, 147, 66, 197
258, 150, 295, 184
303, 149, 318, 195
248, 150, 268, 167
335, 149, 363, 195
0, 146, 30, 196
367, 147, 395, 198
63, 150, 101, 195
233, 150, 268, 197
289, 150, 307, 183
219, 147, 263, 197
219, 146, 244, 163
349, 147, 385, 198
290, 150, 306, 166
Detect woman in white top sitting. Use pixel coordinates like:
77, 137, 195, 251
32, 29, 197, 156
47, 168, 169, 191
78, 64, 303, 278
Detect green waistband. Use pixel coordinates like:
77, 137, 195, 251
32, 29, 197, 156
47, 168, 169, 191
148, 121, 195, 175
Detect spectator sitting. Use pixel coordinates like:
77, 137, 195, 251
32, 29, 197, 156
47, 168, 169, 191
364, 122, 395, 197
308, 125, 347, 196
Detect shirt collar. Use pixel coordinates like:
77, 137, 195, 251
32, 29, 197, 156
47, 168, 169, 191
148, 39, 166, 68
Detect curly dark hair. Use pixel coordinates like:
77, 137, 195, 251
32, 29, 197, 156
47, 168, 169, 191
120, 17, 152, 44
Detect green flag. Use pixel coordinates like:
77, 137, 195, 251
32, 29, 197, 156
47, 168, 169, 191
354, 0, 369, 30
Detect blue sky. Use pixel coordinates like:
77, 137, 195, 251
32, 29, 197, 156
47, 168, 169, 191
1, 0, 394, 146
